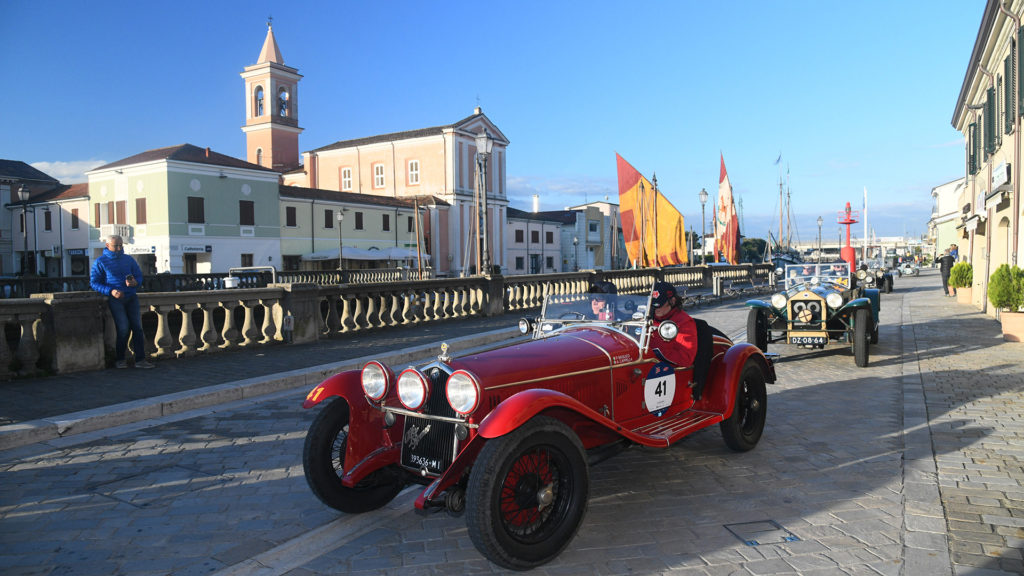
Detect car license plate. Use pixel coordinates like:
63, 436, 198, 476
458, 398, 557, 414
790, 336, 827, 345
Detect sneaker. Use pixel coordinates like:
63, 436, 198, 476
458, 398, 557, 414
115, 360, 128, 369
134, 360, 155, 369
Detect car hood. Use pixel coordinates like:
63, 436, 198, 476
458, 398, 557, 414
448, 325, 641, 390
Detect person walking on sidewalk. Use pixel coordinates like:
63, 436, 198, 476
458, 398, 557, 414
938, 249, 956, 297
90, 235, 155, 369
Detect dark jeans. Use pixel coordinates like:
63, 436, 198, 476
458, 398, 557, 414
941, 272, 954, 296
108, 293, 146, 362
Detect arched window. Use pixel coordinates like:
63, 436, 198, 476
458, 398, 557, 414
256, 148, 263, 167
278, 87, 289, 117
255, 86, 264, 116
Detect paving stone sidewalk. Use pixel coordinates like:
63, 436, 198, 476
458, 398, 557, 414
1, 270, 1022, 575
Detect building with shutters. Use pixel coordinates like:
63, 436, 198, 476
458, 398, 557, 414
952, 0, 1024, 314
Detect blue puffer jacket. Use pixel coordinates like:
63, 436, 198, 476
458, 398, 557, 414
90, 248, 144, 297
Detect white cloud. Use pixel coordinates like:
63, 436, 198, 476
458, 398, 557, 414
507, 175, 616, 212
30, 160, 106, 184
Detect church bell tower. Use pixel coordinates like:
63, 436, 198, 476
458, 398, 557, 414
240, 21, 303, 172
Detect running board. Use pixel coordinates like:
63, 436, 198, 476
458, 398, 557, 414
627, 409, 724, 447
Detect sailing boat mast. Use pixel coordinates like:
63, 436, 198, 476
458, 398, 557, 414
785, 180, 792, 249
652, 173, 659, 266
778, 174, 784, 251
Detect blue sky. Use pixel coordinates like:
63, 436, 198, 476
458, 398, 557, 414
1, 0, 982, 240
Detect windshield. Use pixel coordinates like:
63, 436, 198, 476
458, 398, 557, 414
539, 292, 644, 324
784, 262, 851, 290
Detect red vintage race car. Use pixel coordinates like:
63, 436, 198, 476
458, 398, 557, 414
301, 285, 777, 570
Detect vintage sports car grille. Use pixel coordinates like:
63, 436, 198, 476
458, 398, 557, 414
400, 365, 459, 476
790, 299, 823, 328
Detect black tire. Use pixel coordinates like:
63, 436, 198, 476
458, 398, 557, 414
854, 308, 870, 367
884, 278, 893, 293
302, 397, 405, 513
746, 308, 768, 352
720, 362, 767, 451
466, 416, 589, 570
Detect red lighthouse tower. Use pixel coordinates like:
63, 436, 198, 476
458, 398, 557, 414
838, 202, 859, 270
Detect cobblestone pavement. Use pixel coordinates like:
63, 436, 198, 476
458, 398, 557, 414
1, 270, 1021, 575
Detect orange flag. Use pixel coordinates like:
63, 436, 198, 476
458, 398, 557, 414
714, 154, 741, 264
616, 154, 688, 267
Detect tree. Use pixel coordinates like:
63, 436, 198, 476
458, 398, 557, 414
740, 238, 767, 263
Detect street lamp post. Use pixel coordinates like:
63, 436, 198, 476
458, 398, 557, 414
17, 185, 32, 275
573, 236, 579, 271
698, 188, 708, 264
475, 129, 494, 275
336, 210, 345, 272
816, 216, 823, 263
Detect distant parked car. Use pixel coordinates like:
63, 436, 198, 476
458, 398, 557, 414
746, 262, 880, 367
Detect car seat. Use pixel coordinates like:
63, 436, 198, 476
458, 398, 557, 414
691, 318, 714, 401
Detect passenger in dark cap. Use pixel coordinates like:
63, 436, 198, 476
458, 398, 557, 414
588, 281, 618, 321
649, 281, 698, 366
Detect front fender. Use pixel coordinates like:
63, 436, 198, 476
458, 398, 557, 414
719, 343, 776, 420
303, 369, 364, 409
836, 296, 872, 316
302, 370, 403, 487
476, 388, 611, 439
745, 299, 772, 311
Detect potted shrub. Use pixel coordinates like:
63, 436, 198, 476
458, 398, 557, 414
987, 264, 1024, 341
950, 261, 973, 304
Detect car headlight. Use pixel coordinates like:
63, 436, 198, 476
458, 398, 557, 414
446, 370, 481, 415
361, 361, 390, 401
826, 293, 843, 309
863, 275, 875, 285
518, 318, 533, 334
810, 276, 820, 285
658, 321, 678, 340
856, 269, 867, 280
397, 368, 429, 410
874, 270, 884, 279
771, 293, 788, 309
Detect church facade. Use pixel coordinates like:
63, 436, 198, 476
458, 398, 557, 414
244, 24, 509, 277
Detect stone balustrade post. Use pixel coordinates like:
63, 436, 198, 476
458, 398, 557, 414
481, 274, 505, 317
273, 283, 321, 344
35, 292, 106, 373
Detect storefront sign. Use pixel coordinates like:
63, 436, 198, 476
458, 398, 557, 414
181, 245, 212, 253
66, 248, 86, 256
992, 162, 1011, 191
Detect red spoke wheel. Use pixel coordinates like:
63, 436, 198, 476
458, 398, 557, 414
466, 416, 588, 570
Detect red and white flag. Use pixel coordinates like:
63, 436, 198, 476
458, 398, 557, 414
714, 154, 741, 264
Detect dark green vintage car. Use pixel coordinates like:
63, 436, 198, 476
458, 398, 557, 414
745, 262, 880, 367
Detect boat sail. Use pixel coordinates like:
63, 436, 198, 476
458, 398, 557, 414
615, 154, 688, 267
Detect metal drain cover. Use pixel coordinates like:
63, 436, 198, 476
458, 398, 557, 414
725, 520, 800, 546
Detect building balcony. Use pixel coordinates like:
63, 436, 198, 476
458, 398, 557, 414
100, 224, 132, 242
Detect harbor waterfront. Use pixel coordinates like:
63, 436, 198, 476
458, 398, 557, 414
1, 269, 1022, 575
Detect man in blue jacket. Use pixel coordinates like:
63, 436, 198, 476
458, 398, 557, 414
90, 235, 154, 369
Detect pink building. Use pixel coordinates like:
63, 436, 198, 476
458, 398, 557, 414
243, 24, 509, 277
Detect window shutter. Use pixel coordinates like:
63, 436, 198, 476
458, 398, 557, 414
985, 88, 996, 156
1019, 27, 1024, 116
1007, 54, 1016, 132
969, 122, 977, 175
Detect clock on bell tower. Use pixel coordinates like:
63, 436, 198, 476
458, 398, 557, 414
240, 20, 303, 172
